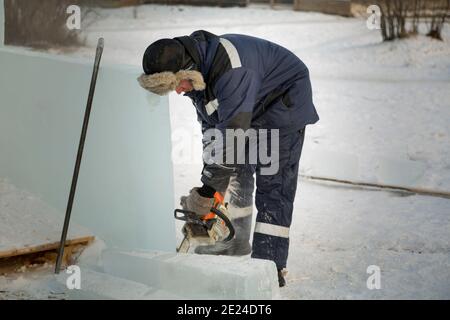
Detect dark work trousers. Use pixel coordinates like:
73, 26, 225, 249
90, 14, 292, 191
223, 128, 306, 270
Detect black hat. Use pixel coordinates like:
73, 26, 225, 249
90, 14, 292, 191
138, 38, 205, 95
142, 39, 187, 75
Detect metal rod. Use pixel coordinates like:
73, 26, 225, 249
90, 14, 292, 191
55, 38, 104, 274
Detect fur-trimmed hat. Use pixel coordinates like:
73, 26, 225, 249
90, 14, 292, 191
138, 38, 206, 95
138, 69, 206, 96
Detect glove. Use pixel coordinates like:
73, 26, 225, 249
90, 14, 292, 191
180, 187, 215, 217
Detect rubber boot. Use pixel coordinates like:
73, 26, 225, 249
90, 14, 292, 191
277, 269, 286, 287
194, 205, 252, 256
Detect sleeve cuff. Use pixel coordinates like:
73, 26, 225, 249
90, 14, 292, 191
197, 184, 216, 198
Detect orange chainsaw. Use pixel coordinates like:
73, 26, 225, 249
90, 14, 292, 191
174, 192, 235, 253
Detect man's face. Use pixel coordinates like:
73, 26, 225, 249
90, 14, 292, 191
175, 79, 194, 94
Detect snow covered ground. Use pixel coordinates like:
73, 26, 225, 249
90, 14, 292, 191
1, 4, 449, 299
0, 180, 92, 254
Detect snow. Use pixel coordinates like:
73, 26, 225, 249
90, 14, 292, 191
1, 4, 449, 299
0, 179, 92, 253
0, 271, 67, 300
284, 179, 450, 299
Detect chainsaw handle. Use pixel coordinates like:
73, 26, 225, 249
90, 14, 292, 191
175, 192, 235, 243
174, 209, 216, 230
174, 209, 197, 221
210, 207, 235, 242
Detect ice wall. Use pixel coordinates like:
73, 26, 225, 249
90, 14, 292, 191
0, 47, 176, 252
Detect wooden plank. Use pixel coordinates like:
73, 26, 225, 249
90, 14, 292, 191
302, 175, 450, 199
0, 236, 94, 259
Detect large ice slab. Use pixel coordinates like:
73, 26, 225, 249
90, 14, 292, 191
0, 47, 175, 252
54, 268, 182, 300
102, 249, 280, 300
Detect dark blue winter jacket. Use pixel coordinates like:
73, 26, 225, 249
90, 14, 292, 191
177, 30, 319, 191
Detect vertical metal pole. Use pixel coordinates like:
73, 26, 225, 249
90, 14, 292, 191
55, 38, 104, 274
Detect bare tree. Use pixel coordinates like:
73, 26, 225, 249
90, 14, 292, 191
270, 0, 276, 9
376, 0, 449, 41
377, 0, 397, 41
4, 0, 87, 48
427, 0, 449, 40
411, 0, 424, 34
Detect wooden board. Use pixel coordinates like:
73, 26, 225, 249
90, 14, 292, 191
302, 175, 450, 199
0, 236, 95, 275
0, 236, 95, 259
